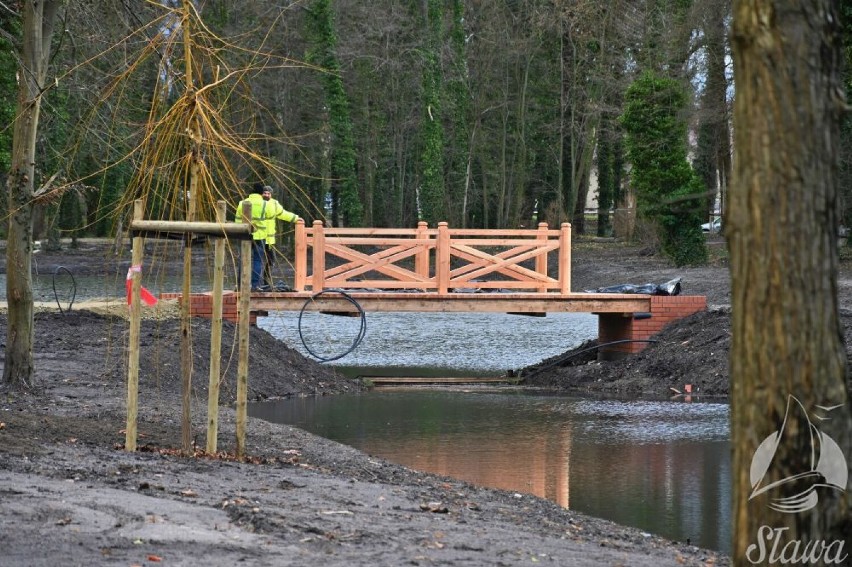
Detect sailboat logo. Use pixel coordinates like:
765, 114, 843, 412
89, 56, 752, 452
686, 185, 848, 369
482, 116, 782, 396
749, 395, 848, 514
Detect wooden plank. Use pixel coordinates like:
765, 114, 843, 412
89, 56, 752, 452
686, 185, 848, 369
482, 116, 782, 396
130, 219, 253, 238
368, 376, 516, 385
415, 222, 430, 278
306, 226, 429, 236
442, 237, 561, 246
311, 220, 325, 292
559, 223, 571, 294
436, 223, 450, 294
294, 220, 307, 291
311, 280, 438, 290
447, 228, 561, 237
322, 237, 435, 245
536, 223, 548, 293
448, 281, 558, 289
249, 292, 652, 314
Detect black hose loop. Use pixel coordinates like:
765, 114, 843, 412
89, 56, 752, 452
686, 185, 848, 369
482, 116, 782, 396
298, 289, 367, 362
52, 266, 76, 314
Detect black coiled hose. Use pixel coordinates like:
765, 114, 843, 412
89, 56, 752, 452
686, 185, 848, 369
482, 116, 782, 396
51, 266, 76, 314
298, 289, 367, 362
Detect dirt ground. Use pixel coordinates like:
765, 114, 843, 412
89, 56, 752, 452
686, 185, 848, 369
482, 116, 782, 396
3, 233, 836, 566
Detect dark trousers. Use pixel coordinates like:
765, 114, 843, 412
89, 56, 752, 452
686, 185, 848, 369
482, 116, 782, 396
263, 243, 274, 286
250, 240, 265, 289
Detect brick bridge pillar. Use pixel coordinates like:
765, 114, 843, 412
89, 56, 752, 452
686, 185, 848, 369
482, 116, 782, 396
159, 292, 264, 326
597, 295, 707, 361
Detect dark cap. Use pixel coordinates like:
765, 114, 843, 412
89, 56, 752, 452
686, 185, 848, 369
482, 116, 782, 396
252, 183, 264, 194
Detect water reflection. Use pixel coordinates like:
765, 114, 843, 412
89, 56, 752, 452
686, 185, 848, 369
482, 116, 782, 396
251, 390, 732, 553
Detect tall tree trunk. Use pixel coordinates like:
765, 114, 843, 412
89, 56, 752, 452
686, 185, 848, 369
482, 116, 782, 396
729, 0, 851, 562
306, 0, 363, 227
4, 0, 59, 388
418, 0, 446, 225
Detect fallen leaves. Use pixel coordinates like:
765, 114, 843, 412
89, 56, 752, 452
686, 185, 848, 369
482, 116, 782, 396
132, 444, 297, 465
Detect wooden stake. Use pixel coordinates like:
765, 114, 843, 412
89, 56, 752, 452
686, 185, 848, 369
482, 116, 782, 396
235, 201, 253, 458
206, 201, 226, 454
125, 200, 145, 452
180, 187, 198, 453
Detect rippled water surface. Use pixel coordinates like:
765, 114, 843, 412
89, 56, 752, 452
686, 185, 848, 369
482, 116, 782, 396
261, 311, 598, 373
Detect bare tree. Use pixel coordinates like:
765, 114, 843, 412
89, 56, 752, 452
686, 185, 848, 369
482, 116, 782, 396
729, 0, 851, 561
4, 0, 60, 388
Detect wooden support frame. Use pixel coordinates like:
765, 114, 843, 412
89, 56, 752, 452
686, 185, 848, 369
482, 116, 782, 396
125, 200, 255, 456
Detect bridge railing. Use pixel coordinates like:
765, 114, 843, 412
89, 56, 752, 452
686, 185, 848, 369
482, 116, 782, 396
293, 221, 572, 295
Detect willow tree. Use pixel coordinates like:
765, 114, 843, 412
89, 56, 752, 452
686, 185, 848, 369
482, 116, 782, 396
4, 0, 60, 388
729, 0, 851, 562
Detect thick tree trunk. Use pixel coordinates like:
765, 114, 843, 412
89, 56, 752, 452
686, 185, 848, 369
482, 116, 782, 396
729, 0, 851, 563
4, 1, 59, 388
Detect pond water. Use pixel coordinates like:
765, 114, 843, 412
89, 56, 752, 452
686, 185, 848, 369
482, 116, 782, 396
260, 311, 599, 373
251, 390, 732, 554
255, 311, 732, 554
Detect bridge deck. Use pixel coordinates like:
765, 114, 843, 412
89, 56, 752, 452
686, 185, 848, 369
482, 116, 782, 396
247, 291, 651, 314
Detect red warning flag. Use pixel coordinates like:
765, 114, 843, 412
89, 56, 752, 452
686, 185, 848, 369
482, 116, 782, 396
126, 265, 158, 306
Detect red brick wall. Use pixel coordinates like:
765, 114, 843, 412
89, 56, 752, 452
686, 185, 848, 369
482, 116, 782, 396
598, 295, 707, 359
159, 292, 259, 326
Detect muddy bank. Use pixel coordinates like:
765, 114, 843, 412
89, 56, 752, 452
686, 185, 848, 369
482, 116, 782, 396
0, 308, 727, 566
523, 309, 732, 397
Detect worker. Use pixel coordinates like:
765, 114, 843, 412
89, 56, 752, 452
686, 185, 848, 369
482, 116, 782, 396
260, 185, 296, 290
236, 183, 300, 291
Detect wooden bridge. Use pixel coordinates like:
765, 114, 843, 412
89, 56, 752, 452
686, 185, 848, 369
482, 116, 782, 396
168, 220, 706, 359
